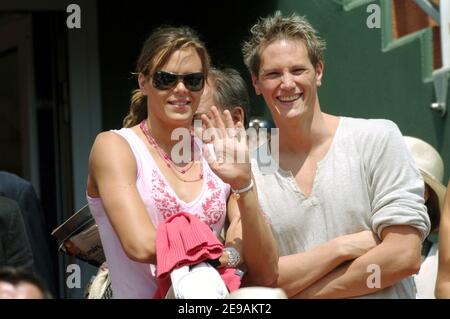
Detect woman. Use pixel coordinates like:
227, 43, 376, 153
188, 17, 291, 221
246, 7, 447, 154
86, 26, 278, 298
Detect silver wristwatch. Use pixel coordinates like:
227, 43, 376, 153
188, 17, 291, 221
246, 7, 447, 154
223, 247, 240, 268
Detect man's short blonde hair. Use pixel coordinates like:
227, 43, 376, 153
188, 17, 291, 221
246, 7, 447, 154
242, 11, 326, 76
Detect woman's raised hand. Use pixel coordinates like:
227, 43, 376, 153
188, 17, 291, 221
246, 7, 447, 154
200, 106, 251, 190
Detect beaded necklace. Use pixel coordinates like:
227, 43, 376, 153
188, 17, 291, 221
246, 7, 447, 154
139, 120, 203, 182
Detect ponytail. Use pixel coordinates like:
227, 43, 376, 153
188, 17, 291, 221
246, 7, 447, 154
122, 89, 147, 128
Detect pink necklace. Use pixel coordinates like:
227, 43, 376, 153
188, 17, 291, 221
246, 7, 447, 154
139, 120, 203, 182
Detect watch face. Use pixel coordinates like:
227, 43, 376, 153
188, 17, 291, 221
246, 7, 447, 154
224, 247, 240, 267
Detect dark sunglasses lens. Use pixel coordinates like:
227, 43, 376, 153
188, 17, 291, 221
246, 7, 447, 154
183, 73, 204, 91
153, 71, 204, 91
153, 72, 177, 90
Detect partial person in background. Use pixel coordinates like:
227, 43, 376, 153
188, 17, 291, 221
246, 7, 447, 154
0, 266, 49, 299
242, 11, 429, 298
436, 181, 450, 298
193, 67, 249, 128
0, 171, 57, 296
248, 116, 276, 151
403, 136, 447, 299
0, 196, 33, 270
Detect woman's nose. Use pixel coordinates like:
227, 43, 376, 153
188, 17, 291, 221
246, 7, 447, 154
174, 80, 188, 93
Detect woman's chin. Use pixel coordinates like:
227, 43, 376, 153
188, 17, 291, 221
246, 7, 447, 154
166, 112, 193, 126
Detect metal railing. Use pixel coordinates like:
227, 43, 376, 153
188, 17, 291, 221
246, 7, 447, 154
415, 0, 449, 116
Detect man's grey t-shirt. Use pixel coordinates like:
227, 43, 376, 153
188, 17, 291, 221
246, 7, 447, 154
251, 117, 430, 299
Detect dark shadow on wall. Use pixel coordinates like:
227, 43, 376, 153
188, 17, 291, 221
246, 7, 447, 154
97, 0, 277, 130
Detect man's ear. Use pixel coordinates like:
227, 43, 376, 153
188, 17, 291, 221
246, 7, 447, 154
138, 73, 148, 95
231, 107, 245, 126
315, 61, 324, 87
251, 73, 261, 95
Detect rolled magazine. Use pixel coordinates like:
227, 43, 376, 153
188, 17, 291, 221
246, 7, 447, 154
52, 204, 105, 267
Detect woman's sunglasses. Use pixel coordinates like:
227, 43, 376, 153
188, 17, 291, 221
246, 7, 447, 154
152, 71, 205, 92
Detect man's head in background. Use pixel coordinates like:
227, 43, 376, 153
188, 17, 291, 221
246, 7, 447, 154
0, 266, 50, 299
193, 67, 250, 128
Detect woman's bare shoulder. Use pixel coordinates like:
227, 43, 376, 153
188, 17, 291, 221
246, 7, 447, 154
90, 130, 136, 167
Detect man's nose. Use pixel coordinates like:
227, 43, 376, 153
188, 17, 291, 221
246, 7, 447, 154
280, 73, 295, 89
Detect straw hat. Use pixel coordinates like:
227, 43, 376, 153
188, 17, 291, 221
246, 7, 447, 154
403, 136, 447, 212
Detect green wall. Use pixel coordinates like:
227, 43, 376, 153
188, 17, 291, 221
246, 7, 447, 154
277, 0, 449, 182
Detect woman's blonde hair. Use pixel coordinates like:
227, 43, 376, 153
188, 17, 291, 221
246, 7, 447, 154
123, 26, 210, 128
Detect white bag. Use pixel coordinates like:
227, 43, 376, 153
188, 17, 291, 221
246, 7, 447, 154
169, 262, 228, 299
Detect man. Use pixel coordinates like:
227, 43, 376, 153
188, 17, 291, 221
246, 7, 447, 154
242, 11, 430, 298
0, 171, 57, 296
0, 266, 48, 299
193, 67, 249, 127
0, 196, 33, 270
